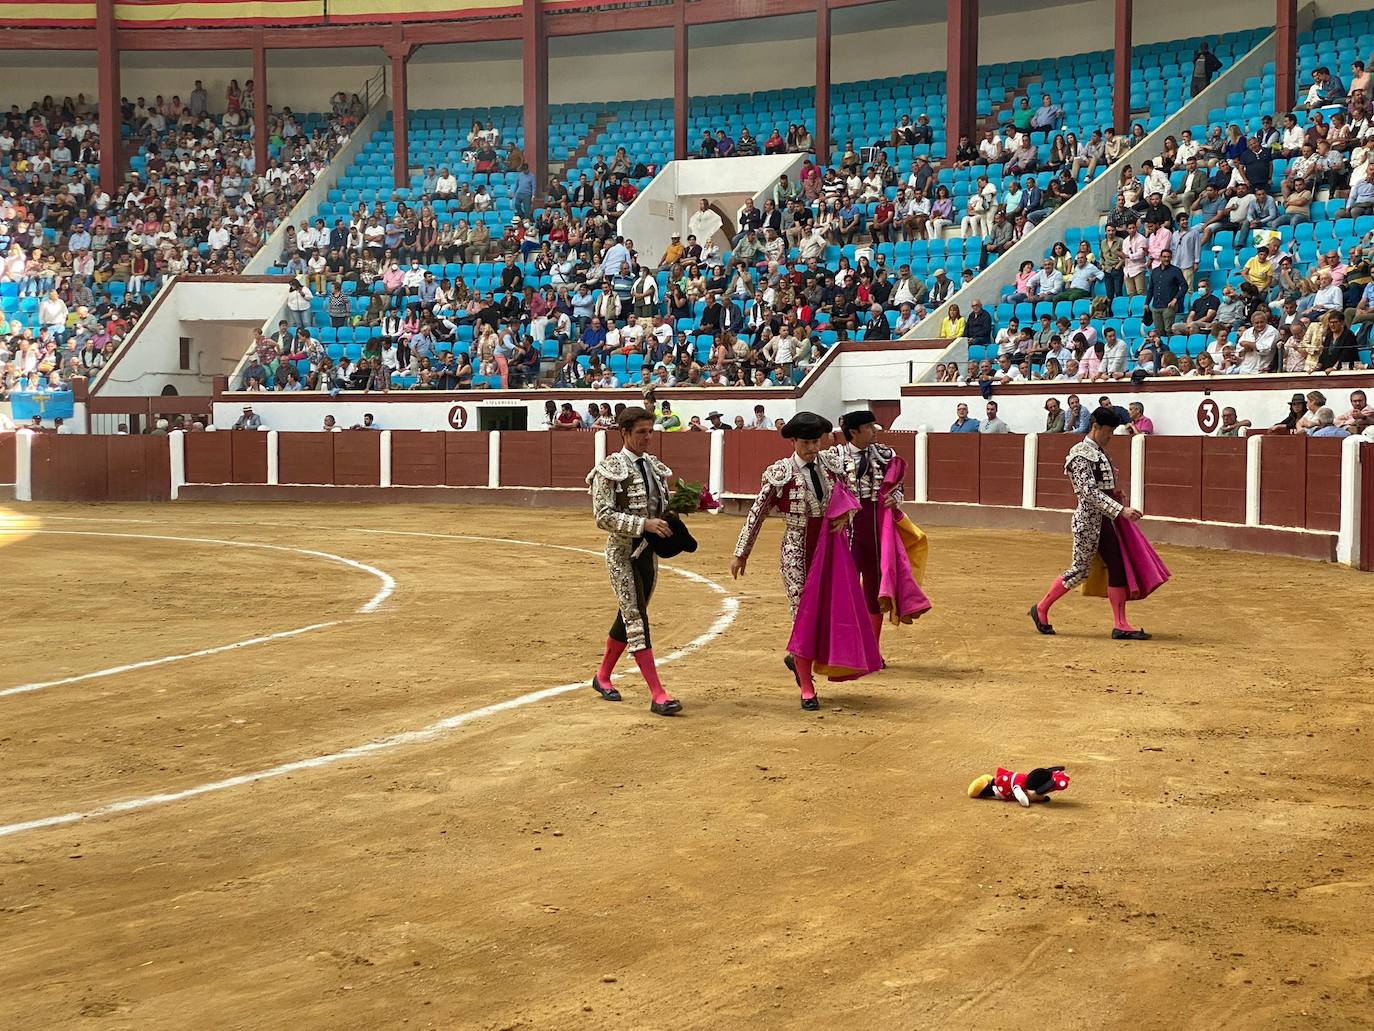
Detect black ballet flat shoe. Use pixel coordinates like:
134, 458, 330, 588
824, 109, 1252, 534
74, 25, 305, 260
1111, 628, 1152, 641
1029, 605, 1056, 635
784, 654, 800, 688
650, 698, 683, 716
591, 676, 622, 702
800, 695, 821, 712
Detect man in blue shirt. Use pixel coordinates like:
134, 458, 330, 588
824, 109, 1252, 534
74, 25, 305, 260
950, 402, 981, 432
512, 162, 536, 218
1064, 394, 1091, 433
1030, 93, 1064, 131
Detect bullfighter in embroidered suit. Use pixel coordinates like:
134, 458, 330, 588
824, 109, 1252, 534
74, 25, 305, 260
587, 406, 683, 715
1030, 407, 1154, 640
731, 411, 849, 710
824, 410, 905, 652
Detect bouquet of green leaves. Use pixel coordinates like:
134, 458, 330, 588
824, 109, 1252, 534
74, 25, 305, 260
666, 479, 722, 517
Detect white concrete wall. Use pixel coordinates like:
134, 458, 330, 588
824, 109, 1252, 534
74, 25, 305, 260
0, 0, 1287, 115
618, 154, 805, 265
95, 279, 291, 397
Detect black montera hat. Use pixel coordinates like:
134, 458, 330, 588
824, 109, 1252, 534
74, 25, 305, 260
781, 412, 834, 440
839, 410, 879, 436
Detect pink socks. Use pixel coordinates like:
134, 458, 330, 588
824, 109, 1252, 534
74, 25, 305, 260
1108, 587, 1136, 632
596, 637, 627, 688
1037, 577, 1071, 623
794, 655, 817, 700
633, 649, 671, 704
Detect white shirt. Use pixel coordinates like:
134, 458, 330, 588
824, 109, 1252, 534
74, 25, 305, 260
1237, 324, 1279, 374
207, 225, 230, 250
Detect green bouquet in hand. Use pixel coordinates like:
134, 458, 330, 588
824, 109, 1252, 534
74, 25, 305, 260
666, 479, 722, 516
650, 480, 720, 558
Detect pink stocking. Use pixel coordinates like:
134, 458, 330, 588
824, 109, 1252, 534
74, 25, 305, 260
1108, 587, 1136, 632
869, 611, 884, 647
596, 637, 626, 688
633, 649, 671, 704
794, 655, 817, 700
1037, 577, 1071, 623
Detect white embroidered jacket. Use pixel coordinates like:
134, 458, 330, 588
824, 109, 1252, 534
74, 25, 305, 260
825, 442, 904, 503
734, 450, 844, 558
588, 450, 672, 539
1064, 440, 1124, 518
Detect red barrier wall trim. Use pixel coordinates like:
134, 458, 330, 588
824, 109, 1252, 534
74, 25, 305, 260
1260, 435, 1307, 528
657, 432, 713, 489
723, 431, 794, 495
500, 432, 554, 488
1361, 442, 1374, 571
0, 433, 15, 483
926, 433, 980, 504
1035, 434, 1078, 509
278, 432, 335, 485
391, 431, 446, 487
875, 431, 918, 497
1144, 436, 1203, 521
1304, 437, 1344, 532
29, 435, 169, 501
184, 431, 231, 484
978, 434, 1023, 507
1200, 437, 1248, 524
230, 431, 269, 485
550, 432, 596, 489
334, 432, 382, 486
445, 433, 488, 486
106, 436, 171, 502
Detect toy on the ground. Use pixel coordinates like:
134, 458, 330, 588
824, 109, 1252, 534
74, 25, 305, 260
967, 766, 1070, 807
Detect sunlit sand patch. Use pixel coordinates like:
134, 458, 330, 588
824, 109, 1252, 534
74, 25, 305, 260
0, 507, 40, 546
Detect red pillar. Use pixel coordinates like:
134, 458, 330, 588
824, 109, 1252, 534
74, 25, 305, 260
253, 42, 268, 176
1276, 0, 1299, 115
814, 0, 830, 161
522, 0, 549, 186
384, 41, 413, 191
1113, 0, 1133, 132
946, 0, 978, 161
95, 0, 119, 197
674, 0, 688, 161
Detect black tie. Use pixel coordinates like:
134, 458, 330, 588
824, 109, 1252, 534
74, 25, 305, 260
637, 457, 657, 515
806, 461, 824, 502
856, 447, 870, 482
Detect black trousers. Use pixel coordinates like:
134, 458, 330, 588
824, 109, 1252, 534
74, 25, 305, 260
850, 499, 882, 615
1098, 516, 1128, 588
609, 544, 657, 649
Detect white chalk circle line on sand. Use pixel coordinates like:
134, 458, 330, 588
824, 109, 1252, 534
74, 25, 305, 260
0, 530, 396, 700
0, 528, 739, 839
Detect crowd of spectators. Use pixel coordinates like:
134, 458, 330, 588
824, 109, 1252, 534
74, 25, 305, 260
954, 63, 1374, 385
942, 386, 1374, 438
245, 144, 1012, 392
0, 83, 354, 398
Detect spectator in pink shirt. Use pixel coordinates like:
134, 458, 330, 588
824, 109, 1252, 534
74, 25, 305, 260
1125, 401, 1155, 435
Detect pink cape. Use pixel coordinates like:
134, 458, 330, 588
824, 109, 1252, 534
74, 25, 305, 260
786, 479, 882, 682
876, 456, 933, 622
1083, 516, 1171, 600
1115, 517, 1171, 600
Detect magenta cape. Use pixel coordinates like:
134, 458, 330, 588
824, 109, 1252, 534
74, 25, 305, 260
1084, 517, 1171, 600
876, 456, 933, 623
786, 479, 882, 682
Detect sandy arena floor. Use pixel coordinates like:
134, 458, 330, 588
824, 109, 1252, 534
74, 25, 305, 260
0, 501, 1370, 1031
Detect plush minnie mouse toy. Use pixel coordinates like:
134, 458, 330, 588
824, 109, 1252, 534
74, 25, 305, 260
967, 766, 1069, 807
